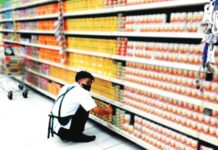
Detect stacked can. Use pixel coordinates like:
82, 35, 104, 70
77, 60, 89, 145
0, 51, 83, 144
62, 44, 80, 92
117, 37, 127, 56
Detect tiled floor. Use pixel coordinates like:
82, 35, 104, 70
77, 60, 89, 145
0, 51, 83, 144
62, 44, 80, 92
0, 76, 143, 150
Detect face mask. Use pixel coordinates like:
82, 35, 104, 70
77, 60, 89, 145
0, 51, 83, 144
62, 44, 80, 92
82, 84, 91, 91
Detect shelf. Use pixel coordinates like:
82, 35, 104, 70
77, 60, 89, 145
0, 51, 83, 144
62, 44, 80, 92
26, 68, 67, 85
64, 31, 113, 37
89, 114, 158, 150
21, 43, 60, 50
26, 56, 78, 72
14, 14, 58, 21
15, 30, 55, 34
116, 0, 209, 12
0, 14, 58, 22
13, 75, 56, 100
0, 29, 14, 32
115, 32, 204, 39
64, 0, 209, 17
0, 19, 13, 23
0, 30, 55, 34
203, 101, 218, 112
0, 31, 203, 40
199, 133, 218, 147
1, 39, 61, 50
0, 7, 12, 13
65, 31, 204, 39
67, 48, 112, 58
112, 55, 200, 71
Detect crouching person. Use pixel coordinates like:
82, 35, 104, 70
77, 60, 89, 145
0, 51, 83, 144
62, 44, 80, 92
48, 71, 110, 142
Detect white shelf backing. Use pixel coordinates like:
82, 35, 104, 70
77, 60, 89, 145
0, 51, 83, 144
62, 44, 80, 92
65, 31, 204, 39
89, 114, 158, 150
64, 0, 209, 17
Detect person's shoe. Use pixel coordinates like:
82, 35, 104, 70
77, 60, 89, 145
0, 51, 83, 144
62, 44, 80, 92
71, 134, 96, 142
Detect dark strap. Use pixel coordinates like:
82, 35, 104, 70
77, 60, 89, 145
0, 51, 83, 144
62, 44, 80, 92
47, 114, 54, 139
57, 86, 75, 120
47, 86, 75, 139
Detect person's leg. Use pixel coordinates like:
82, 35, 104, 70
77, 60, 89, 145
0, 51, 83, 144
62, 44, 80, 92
58, 127, 71, 141
69, 105, 89, 134
57, 116, 72, 141
69, 105, 96, 142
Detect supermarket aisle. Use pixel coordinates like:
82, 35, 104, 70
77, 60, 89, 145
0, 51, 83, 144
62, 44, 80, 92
0, 77, 142, 150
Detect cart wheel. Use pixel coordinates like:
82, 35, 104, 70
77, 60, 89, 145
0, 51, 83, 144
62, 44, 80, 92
18, 84, 24, 90
22, 89, 29, 98
8, 91, 13, 100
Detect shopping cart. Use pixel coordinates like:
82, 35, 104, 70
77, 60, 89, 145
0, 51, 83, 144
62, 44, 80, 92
0, 44, 29, 100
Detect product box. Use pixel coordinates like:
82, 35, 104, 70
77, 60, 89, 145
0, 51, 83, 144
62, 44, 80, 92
1, 56, 24, 75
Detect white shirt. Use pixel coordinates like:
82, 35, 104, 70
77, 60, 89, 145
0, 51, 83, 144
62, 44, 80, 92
51, 82, 97, 133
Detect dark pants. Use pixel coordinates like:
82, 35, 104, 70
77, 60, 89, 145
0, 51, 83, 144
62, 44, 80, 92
57, 105, 89, 141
